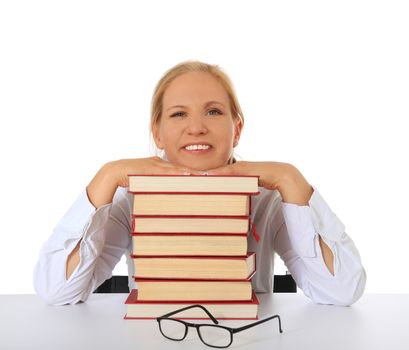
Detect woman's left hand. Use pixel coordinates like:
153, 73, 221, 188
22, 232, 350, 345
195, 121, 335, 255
206, 161, 314, 205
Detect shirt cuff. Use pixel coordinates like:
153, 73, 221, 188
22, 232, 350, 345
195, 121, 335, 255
281, 186, 345, 258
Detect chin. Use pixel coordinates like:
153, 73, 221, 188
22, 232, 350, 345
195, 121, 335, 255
185, 163, 211, 172
180, 159, 222, 172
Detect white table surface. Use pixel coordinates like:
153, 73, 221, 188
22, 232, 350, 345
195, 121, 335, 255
1, 293, 409, 350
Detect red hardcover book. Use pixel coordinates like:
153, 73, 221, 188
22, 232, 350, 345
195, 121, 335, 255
131, 233, 248, 256
131, 252, 256, 280
128, 174, 260, 195
133, 275, 255, 301
131, 215, 250, 234
131, 193, 252, 216
124, 289, 259, 320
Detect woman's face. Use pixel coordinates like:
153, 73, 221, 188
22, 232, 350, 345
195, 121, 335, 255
153, 72, 243, 171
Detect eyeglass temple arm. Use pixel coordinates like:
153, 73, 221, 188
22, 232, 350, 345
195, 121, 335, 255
231, 314, 283, 334
158, 304, 219, 324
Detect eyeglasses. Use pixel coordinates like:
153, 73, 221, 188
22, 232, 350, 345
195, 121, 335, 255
156, 304, 283, 348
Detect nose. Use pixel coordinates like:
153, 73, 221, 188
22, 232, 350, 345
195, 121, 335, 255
186, 114, 208, 136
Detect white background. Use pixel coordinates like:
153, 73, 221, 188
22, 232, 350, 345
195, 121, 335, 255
0, 0, 408, 294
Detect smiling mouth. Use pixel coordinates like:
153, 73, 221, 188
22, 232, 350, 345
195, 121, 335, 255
183, 144, 211, 151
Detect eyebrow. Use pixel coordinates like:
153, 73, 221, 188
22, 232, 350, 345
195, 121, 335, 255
166, 101, 226, 112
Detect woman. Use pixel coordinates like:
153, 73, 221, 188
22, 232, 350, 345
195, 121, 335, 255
33, 60, 366, 306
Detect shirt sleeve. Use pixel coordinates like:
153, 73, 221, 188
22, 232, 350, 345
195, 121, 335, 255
33, 188, 131, 305
275, 186, 367, 306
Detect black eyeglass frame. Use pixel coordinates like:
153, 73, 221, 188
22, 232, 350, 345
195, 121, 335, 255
156, 304, 283, 348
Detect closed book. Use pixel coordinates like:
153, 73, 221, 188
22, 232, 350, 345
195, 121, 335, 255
124, 289, 259, 320
132, 252, 256, 280
132, 193, 251, 216
133, 277, 254, 301
128, 174, 259, 194
132, 234, 248, 256
132, 216, 250, 234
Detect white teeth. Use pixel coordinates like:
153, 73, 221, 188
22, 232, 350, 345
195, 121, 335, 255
185, 144, 210, 151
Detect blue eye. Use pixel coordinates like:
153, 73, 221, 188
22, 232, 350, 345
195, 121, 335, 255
208, 109, 222, 116
171, 111, 185, 117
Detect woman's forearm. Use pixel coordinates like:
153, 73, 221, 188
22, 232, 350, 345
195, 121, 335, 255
277, 165, 314, 206
86, 162, 119, 209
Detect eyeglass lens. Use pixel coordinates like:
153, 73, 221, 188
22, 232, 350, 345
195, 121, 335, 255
198, 325, 232, 348
159, 319, 232, 348
159, 319, 187, 340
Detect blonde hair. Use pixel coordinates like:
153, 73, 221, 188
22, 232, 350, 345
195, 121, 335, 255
149, 60, 244, 163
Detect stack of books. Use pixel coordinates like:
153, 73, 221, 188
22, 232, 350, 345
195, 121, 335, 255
124, 174, 260, 319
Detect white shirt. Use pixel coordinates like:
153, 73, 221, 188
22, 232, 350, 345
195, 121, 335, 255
33, 184, 366, 306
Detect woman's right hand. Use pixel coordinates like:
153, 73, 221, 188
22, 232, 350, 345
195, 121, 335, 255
86, 156, 197, 208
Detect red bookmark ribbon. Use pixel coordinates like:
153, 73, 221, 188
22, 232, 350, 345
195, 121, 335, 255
251, 222, 260, 243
